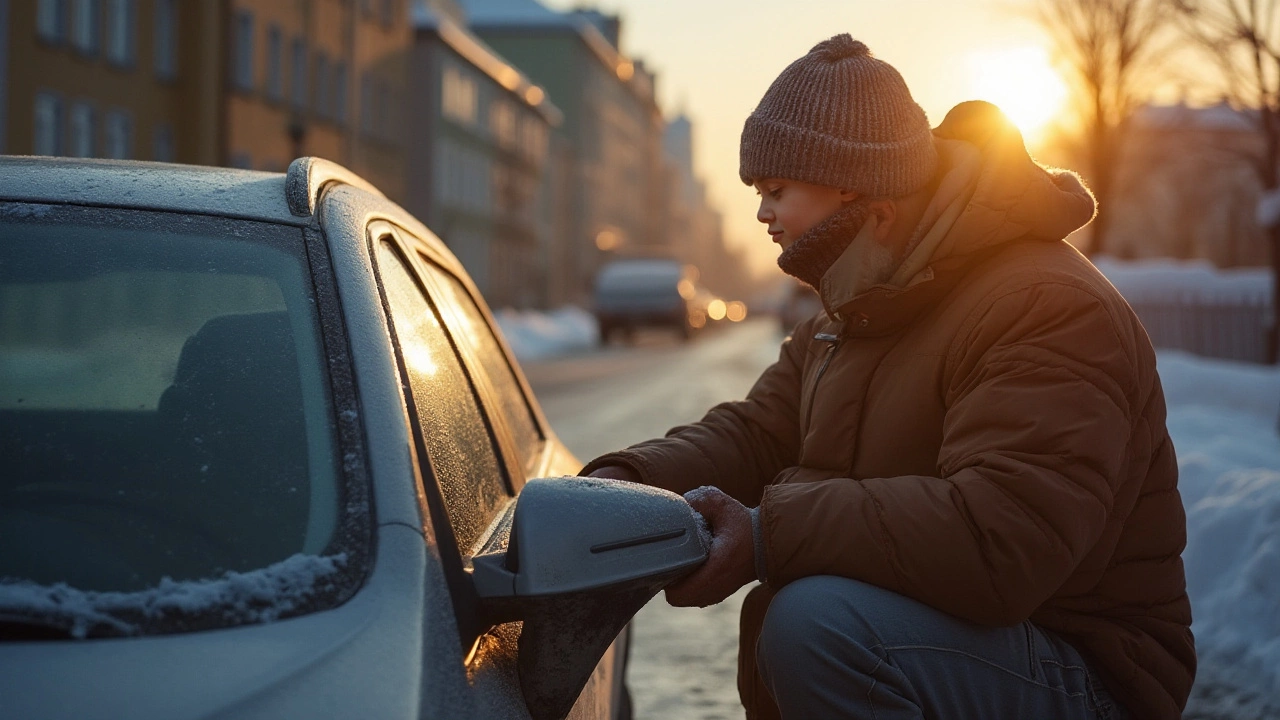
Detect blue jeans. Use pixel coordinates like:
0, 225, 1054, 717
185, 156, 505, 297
754, 576, 1127, 720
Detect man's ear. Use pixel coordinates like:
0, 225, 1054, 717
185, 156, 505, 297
867, 199, 897, 246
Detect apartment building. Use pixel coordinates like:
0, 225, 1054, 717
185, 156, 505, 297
409, 1, 565, 308
461, 0, 670, 302
7, 0, 220, 164
1108, 102, 1271, 267
7, 0, 410, 202
223, 0, 411, 199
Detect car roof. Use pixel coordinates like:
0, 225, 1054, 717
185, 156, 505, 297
0, 156, 306, 225
0, 154, 466, 276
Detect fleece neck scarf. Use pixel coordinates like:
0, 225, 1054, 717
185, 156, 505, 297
776, 197, 886, 291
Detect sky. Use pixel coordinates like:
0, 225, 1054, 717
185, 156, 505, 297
540, 0, 1066, 276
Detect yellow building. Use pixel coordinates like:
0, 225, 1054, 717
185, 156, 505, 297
6, 0, 222, 164
222, 0, 410, 200
6, 0, 410, 202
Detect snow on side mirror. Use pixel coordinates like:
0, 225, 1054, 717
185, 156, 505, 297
471, 476, 708, 720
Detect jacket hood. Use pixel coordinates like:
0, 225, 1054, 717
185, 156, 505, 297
926, 100, 1096, 259
818, 101, 1096, 320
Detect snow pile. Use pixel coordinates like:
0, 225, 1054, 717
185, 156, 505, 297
1093, 256, 1272, 304
0, 553, 347, 638
1160, 350, 1280, 702
0, 202, 55, 220
493, 305, 598, 361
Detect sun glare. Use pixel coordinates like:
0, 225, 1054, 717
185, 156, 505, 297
966, 47, 1068, 142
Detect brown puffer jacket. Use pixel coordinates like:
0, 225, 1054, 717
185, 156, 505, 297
583, 102, 1196, 718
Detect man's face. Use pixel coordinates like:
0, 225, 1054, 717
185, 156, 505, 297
753, 178, 850, 250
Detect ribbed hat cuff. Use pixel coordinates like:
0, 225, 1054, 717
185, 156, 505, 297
740, 118, 938, 197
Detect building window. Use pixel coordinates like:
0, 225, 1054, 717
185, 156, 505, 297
265, 26, 282, 101
360, 72, 373, 135
153, 123, 174, 162
442, 64, 477, 126
71, 0, 101, 55
435, 138, 491, 212
37, 0, 67, 43
232, 11, 254, 92
105, 0, 135, 67
104, 109, 133, 159
360, 74, 395, 141
69, 102, 96, 157
154, 0, 177, 79
376, 81, 392, 140
490, 98, 516, 149
34, 92, 65, 156
290, 38, 307, 109
334, 61, 348, 125
314, 53, 329, 118
520, 116, 548, 165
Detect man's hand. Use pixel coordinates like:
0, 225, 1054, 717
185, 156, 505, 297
664, 486, 757, 608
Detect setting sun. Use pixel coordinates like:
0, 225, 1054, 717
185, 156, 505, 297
966, 46, 1069, 142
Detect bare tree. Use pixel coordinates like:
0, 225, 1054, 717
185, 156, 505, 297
1033, 0, 1172, 256
1171, 0, 1280, 362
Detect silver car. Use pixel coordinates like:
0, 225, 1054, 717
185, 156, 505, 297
0, 157, 706, 720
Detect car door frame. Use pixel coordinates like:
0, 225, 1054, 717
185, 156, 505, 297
366, 219, 629, 720
392, 225, 566, 480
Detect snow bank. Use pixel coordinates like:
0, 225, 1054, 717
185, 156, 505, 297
493, 305, 598, 361
1093, 256, 1272, 304
1161, 350, 1280, 700
0, 553, 347, 638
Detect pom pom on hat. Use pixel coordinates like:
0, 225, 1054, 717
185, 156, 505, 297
809, 33, 871, 61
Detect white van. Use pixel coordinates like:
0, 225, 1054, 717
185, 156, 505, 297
592, 258, 699, 343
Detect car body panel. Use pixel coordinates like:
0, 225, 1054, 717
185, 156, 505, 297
0, 524, 430, 720
316, 185, 430, 534
0, 156, 305, 227
0, 157, 631, 720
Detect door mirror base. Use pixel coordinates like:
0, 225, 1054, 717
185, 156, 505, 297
471, 476, 708, 720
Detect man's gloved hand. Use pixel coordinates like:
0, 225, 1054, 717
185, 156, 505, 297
664, 486, 757, 608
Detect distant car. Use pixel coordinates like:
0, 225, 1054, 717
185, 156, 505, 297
592, 257, 699, 343
778, 280, 823, 334
0, 157, 707, 720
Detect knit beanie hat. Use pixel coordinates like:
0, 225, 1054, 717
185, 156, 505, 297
739, 34, 937, 197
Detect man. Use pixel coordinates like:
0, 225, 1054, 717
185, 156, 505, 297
584, 34, 1195, 720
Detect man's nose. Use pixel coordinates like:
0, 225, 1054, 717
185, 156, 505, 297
757, 202, 772, 224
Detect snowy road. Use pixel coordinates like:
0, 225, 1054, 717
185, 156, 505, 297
521, 317, 1280, 720
524, 319, 779, 720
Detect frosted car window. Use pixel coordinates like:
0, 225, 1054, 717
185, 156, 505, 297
420, 258, 543, 473
0, 209, 343, 612
376, 242, 510, 554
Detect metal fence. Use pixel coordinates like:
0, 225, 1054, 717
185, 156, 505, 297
1127, 294, 1273, 364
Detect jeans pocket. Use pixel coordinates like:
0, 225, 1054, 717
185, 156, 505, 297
1029, 625, 1097, 708
1085, 666, 1127, 720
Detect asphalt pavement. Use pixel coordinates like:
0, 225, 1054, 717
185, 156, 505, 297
524, 318, 780, 720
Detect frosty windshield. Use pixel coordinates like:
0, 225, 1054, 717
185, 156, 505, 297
0, 204, 358, 637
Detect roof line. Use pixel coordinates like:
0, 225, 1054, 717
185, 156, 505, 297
286, 157, 385, 217
426, 16, 565, 126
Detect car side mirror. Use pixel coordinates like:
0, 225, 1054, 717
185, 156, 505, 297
471, 476, 708, 720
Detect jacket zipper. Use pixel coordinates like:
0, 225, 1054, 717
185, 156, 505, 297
805, 332, 841, 430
